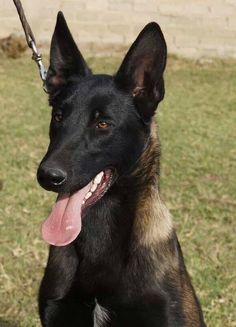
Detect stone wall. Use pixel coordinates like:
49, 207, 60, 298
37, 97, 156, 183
1, 0, 236, 58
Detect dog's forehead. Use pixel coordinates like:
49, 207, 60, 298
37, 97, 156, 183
61, 74, 121, 109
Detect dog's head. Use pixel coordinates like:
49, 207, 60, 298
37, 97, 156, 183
37, 12, 167, 246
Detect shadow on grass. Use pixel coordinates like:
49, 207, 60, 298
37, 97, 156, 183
0, 319, 18, 327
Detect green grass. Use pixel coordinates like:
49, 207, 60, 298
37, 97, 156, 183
0, 55, 235, 327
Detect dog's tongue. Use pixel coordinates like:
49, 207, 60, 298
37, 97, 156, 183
41, 183, 91, 246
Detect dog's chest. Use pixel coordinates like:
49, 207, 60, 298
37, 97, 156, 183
93, 299, 110, 327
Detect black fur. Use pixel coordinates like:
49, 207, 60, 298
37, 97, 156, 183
37, 12, 206, 327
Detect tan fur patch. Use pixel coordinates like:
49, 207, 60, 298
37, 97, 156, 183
132, 120, 173, 246
135, 191, 173, 246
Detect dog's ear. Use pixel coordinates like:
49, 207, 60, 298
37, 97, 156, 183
115, 22, 167, 121
46, 12, 91, 98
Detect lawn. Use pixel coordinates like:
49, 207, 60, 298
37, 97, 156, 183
0, 54, 235, 327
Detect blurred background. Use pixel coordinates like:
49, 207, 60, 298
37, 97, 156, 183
1, 0, 236, 58
0, 1, 235, 327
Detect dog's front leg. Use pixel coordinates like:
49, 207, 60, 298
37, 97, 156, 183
38, 245, 94, 327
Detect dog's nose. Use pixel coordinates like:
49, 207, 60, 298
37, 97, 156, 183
37, 165, 67, 190
48, 168, 67, 185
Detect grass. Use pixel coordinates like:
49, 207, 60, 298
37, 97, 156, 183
0, 54, 235, 327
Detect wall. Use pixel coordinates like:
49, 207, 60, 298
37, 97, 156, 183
1, 0, 236, 58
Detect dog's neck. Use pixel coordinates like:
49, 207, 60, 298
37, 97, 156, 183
121, 120, 173, 247
128, 120, 161, 188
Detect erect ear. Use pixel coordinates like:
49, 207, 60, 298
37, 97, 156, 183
114, 22, 167, 121
45, 12, 91, 99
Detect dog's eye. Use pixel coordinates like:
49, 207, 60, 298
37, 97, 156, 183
96, 121, 109, 129
53, 113, 63, 122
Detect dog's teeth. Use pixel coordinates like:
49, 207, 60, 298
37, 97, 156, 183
91, 183, 97, 192
85, 192, 92, 200
94, 171, 104, 184
82, 200, 85, 205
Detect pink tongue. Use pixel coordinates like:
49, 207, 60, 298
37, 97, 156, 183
41, 182, 92, 246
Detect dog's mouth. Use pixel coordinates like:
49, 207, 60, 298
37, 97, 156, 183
41, 168, 115, 246
81, 169, 114, 210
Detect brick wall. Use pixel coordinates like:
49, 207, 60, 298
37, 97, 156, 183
1, 0, 236, 58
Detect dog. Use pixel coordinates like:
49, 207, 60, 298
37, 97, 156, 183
37, 11, 206, 327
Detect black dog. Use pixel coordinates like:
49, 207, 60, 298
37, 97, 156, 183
37, 12, 206, 327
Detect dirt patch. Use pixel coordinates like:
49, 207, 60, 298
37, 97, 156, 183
0, 34, 27, 58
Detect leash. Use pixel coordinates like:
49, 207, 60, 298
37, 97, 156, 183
13, 0, 47, 91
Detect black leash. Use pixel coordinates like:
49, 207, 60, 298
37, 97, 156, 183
13, 0, 47, 90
